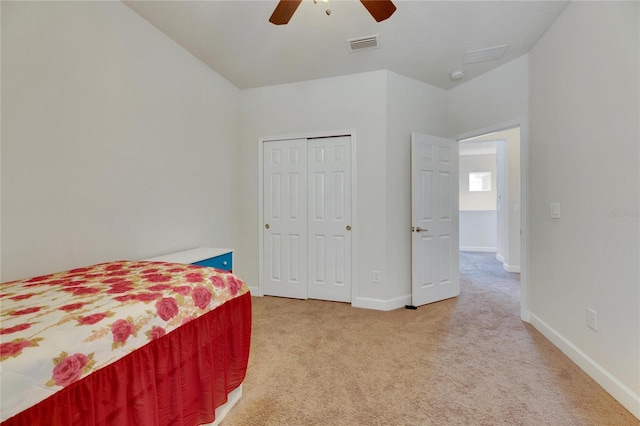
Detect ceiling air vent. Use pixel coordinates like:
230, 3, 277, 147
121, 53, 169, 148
347, 35, 380, 53
463, 44, 508, 64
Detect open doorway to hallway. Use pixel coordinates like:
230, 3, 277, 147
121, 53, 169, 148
458, 126, 521, 293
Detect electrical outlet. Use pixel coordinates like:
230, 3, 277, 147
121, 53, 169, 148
550, 202, 561, 219
587, 308, 597, 331
372, 270, 382, 283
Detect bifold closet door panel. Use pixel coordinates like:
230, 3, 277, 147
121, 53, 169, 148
307, 136, 352, 303
263, 139, 308, 299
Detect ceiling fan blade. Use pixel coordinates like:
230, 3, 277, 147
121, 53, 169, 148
269, 0, 303, 25
360, 0, 396, 22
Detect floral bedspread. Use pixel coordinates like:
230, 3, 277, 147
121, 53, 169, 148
0, 261, 249, 422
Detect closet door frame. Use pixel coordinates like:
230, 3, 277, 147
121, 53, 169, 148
258, 129, 357, 303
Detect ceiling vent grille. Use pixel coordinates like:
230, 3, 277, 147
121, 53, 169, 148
463, 44, 508, 64
347, 35, 380, 53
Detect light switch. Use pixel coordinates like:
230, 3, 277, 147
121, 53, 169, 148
550, 202, 561, 219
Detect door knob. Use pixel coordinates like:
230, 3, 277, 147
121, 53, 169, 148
346, 225, 351, 231
265, 224, 270, 229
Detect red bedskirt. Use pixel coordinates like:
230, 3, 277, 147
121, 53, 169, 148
2, 292, 251, 426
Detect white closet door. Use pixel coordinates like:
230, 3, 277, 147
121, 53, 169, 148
307, 136, 352, 303
262, 135, 352, 303
263, 139, 308, 299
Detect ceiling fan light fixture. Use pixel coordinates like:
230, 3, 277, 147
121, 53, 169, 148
313, 0, 331, 16
270, 0, 395, 25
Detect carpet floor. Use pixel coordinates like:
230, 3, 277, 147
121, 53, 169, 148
221, 252, 638, 425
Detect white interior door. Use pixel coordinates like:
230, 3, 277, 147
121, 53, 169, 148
307, 136, 352, 302
262, 136, 352, 302
263, 139, 308, 299
411, 132, 460, 307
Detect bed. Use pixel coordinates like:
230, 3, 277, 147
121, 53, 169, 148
0, 248, 251, 426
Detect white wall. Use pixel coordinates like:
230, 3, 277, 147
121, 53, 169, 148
459, 211, 497, 252
505, 128, 521, 271
1, 1, 241, 281
528, 1, 639, 415
496, 140, 507, 261
447, 55, 529, 137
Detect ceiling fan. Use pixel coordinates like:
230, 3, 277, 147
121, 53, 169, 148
269, 0, 396, 25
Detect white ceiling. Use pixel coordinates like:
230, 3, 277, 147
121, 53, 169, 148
124, 0, 569, 90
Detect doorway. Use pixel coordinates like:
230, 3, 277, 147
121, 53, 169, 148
457, 124, 526, 319
459, 126, 521, 271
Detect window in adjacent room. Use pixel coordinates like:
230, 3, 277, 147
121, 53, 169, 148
469, 172, 492, 192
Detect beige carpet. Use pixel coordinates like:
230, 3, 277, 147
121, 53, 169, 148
221, 252, 638, 425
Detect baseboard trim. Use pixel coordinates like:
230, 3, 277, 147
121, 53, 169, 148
460, 246, 497, 253
496, 254, 505, 263
529, 312, 640, 419
254, 291, 411, 312
352, 295, 411, 311
503, 263, 520, 273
